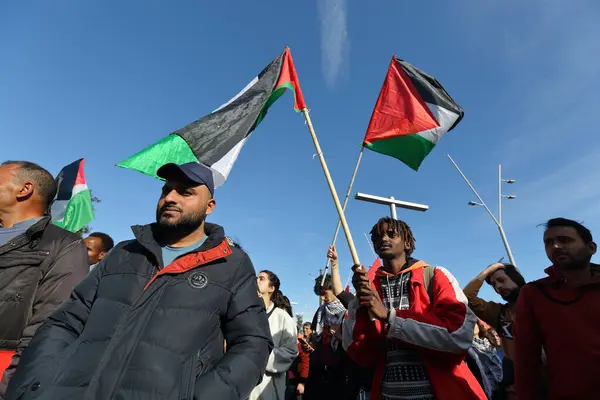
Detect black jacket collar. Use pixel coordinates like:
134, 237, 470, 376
25, 216, 52, 241
131, 222, 226, 268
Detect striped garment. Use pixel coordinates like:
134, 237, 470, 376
379, 273, 435, 400
314, 299, 346, 350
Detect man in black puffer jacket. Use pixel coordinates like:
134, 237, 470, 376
0, 161, 89, 399
6, 162, 273, 400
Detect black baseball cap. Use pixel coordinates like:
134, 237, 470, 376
156, 162, 215, 195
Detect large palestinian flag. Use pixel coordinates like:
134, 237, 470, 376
51, 159, 95, 233
118, 47, 306, 187
363, 56, 464, 170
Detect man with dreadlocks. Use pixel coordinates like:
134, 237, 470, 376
342, 217, 485, 400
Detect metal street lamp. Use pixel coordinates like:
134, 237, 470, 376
448, 154, 518, 267
498, 165, 517, 226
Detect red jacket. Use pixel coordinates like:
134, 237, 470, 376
288, 340, 310, 383
514, 265, 600, 400
343, 261, 486, 400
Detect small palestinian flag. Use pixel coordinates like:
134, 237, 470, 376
51, 159, 95, 233
118, 46, 306, 187
363, 56, 464, 170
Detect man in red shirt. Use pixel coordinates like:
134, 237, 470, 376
515, 218, 600, 399
344, 217, 485, 400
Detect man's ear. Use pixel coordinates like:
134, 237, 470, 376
205, 198, 216, 216
589, 241, 597, 255
98, 251, 107, 261
16, 182, 34, 201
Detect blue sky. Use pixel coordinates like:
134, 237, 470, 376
2, 0, 599, 318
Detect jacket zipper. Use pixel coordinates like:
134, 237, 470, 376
104, 264, 163, 400
132, 264, 159, 305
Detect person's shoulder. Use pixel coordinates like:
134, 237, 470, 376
519, 276, 551, 298
109, 239, 139, 253
430, 265, 460, 283
225, 237, 251, 265
530, 276, 551, 284
217, 238, 257, 288
99, 239, 146, 263
42, 223, 84, 248
273, 307, 295, 324
44, 222, 83, 242
523, 274, 553, 290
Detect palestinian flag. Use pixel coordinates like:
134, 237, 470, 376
51, 159, 95, 233
363, 56, 464, 170
118, 47, 306, 187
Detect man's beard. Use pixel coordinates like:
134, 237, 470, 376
156, 204, 206, 238
501, 287, 521, 303
554, 253, 590, 270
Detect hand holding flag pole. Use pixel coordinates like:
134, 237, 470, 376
341, 232, 378, 294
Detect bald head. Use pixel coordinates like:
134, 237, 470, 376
0, 161, 57, 219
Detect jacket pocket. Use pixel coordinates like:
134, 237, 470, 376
179, 355, 198, 400
179, 352, 215, 400
17, 341, 79, 400
196, 354, 214, 377
46, 339, 81, 385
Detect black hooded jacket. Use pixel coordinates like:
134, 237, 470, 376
0, 216, 88, 398
6, 222, 273, 400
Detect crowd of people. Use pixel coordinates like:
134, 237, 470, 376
0, 159, 598, 400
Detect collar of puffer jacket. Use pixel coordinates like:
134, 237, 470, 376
131, 222, 227, 268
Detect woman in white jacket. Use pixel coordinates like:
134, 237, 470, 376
250, 270, 299, 400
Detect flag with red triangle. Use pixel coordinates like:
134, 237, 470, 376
118, 47, 306, 188
368, 258, 382, 282
51, 159, 95, 233
363, 56, 464, 171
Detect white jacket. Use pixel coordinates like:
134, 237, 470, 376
249, 304, 299, 400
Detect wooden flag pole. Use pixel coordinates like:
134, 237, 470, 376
321, 147, 365, 286
302, 109, 361, 267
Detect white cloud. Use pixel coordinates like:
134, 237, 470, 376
317, 0, 349, 87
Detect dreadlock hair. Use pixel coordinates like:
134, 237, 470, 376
313, 274, 332, 296
370, 217, 416, 256
543, 217, 593, 244
485, 263, 526, 287
260, 270, 286, 311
